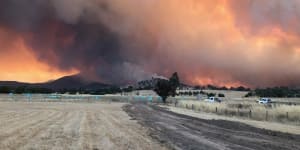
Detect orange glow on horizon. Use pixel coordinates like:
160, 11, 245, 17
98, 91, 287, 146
0, 31, 79, 83
189, 75, 246, 88
1, 0, 300, 87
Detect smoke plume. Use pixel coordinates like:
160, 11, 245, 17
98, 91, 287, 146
1, 0, 300, 87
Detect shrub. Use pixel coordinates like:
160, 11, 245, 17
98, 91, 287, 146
218, 93, 225, 97
207, 93, 216, 97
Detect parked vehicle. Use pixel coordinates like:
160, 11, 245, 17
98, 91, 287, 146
205, 97, 222, 103
257, 98, 272, 104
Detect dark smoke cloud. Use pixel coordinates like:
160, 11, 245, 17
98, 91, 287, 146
1, 0, 300, 87
0, 0, 153, 84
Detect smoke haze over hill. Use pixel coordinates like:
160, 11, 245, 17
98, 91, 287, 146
1, 0, 300, 87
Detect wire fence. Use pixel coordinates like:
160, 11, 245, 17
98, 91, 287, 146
0, 94, 164, 103
174, 100, 300, 124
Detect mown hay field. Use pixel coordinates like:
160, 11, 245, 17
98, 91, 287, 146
0, 100, 166, 150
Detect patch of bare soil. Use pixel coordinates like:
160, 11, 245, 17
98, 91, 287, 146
124, 103, 300, 150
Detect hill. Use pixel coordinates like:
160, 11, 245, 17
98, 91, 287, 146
0, 75, 112, 93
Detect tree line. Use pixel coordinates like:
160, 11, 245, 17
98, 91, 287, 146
0, 86, 53, 94
0, 86, 122, 95
194, 85, 250, 91
245, 87, 300, 98
178, 91, 225, 97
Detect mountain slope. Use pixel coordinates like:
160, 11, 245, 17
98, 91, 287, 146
0, 75, 111, 91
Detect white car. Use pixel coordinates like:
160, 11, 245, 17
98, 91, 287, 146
257, 98, 272, 104
205, 97, 222, 103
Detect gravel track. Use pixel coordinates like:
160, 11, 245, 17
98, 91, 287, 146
124, 103, 300, 150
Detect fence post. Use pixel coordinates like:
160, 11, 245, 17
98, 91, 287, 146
286, 112, 289, 120
238, 108, 240, 116
266, 111, 268, 121
186, 104, 188, 109
215, 107, 218, 113
192, 104, 194, 110
249, 110, 252, 118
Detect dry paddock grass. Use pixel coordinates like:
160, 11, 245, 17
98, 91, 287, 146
162, 105, 300, 135
0, 102, 166, 150
177, 100, 300, 124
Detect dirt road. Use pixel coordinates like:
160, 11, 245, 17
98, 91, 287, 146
124, 103, 300, 150
0, 102, 166, 150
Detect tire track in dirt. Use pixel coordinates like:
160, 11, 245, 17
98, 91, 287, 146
95, 110, 121, 149
0, 111, 53, 138
0, 111, 40, 129
0, 111, 63, 149
0, 111, 20, 119
108, 112, 164, 149
155, 112, 264, 149
20, 111, 74, 150
78, 111, 101, 150
92, 110, 117, 150
0, 112, 27, 126
0, 102, 167, 150
49, 111, 82, 150
87, 111, 102, 149
78, 111, 92, 149
94, 109, 166, 150
5, 111, 66, 150
63, 111, 84, 149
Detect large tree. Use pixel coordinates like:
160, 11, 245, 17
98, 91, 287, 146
169, 72, 180, 96
154, 72, 180, 103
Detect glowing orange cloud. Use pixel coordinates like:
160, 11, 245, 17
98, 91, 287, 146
0, 28, 78, 83
1, 0, 300, 87
136, 0, 300, 87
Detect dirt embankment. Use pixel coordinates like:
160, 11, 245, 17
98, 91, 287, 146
124, 103, 300, 150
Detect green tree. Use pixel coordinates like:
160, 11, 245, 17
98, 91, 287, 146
123, 86, 134, 92
169, 72, 180, 96
0, 86, 11, 93
154, 72, 180, 103
154, 79, 172, 103
207, 93, 216, 97
15, 86, 26, 94
218, 93, 225, 97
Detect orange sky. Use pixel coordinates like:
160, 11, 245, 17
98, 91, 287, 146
1, 0, 300, 87
0, 28, 78, 83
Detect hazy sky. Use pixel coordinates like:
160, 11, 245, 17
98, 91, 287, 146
0, 0, 300, 88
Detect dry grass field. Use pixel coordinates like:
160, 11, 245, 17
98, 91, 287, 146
203, 90, 249, 99
0, 101, 166, 150
0, 93, 299, 150
175, 100, 300, 125
163, 105, 300, 134
166, 90, 300, 125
